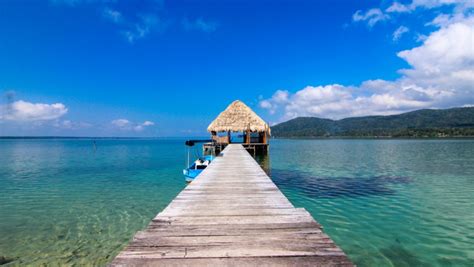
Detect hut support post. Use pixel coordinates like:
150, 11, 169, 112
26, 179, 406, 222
211, 131, 216, 143
227, 131, 231, 144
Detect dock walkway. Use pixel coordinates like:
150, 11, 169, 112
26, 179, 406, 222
111, 144, 352, 266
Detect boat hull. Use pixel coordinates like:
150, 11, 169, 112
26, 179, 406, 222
183, 168, 202, 182
183, 155, 214, 182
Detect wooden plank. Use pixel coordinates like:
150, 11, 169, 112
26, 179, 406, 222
158, 208, 308, 217
150, 214, 316, 226
131, 232, 334, 245
110, 144, 352, 266
115, 246, 346, 259
111, 256, 352, 267
140, 227, 324, 237
145, 222, 323, 232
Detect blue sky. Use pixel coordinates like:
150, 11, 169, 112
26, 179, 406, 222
0, 0, 473, 136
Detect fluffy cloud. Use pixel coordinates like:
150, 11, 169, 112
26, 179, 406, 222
1, 100, 68, 121
352, 8, 390, 27
386, 0, 473, 13
111, 119, 130, 127
397, 17, 474, 96
392, 26, 409, 41
259, 90, 289, 114
386, 2, 410, 13
142, 121, 154, 126
134, 121, 155, 131
260, 16, 474, 120
111, 119, 155, 132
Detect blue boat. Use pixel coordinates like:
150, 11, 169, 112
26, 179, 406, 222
183, 139, 214, 182
183, 155, 214, 182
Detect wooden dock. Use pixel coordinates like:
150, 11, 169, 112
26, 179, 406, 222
111, 144, 352, 266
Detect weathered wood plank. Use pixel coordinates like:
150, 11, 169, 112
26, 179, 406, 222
158, 208, 308, 217
139, 227, 324, 237
145, 222, 323, 232
150, 214, 316, 226
111, 256, 353, 267
110, 144, 352, 266
116, 245, 346, 259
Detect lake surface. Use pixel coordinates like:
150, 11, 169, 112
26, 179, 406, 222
0, 139, 473, 266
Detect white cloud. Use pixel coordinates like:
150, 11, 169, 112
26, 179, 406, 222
386, 2, 410, 13
415, 33, 428, 42
259, 90, 289, 114
393, 26, 409, 41
182, 18, 218, 33
397, 17, 474, 94
142, 120, 154, 126
386, 0, 474, 13
103, 8, 122, 24
426, 12, 471, 27
260, 16, 474, 120
271, 90, 290, 103
259, 100, 272, 109
1, 100, 68, 121
111, 119, 130, 128
352, 8, 390, 27
133, 121, 155, 131
111, 119, 155, 132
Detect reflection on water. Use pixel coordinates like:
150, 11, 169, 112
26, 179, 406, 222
254, 154, 270, 174
271, 169, 411, 198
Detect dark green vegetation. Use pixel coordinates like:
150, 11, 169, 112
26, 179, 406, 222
271, 107, 474, 138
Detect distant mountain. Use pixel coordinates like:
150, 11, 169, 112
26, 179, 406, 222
271, 107, 474, 138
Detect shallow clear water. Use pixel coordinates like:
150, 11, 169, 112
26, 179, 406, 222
1, 139, 473, 266
268, 139, 474, 267
0, 139, 187, 265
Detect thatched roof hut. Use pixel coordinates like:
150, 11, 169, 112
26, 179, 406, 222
206, 100, 270, 148
207, 100, 270, 134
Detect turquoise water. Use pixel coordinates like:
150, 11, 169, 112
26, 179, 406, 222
1, 139, 473, 266
0, 139, 187, 265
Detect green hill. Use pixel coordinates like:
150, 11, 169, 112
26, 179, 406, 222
271, 107, 474, 138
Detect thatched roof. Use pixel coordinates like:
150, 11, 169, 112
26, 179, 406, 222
207, 100, 271, 134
